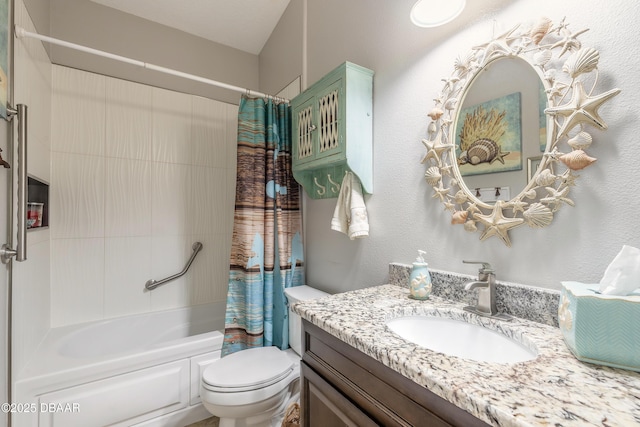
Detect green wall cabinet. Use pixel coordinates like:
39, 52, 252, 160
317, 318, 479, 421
291, 62, 373, 199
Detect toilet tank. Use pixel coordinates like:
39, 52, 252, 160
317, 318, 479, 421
284, 285, 330, 355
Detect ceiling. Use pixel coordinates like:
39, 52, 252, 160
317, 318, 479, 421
90, 0, 291, 55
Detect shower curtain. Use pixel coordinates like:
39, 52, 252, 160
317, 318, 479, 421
222, 95, 305, 357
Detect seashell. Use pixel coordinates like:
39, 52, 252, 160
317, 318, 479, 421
535, 169, 556, 186
463, 220, 477, 232
559, 150, 597, 170
530, 17, 552, 44
562, 48, 600, 78
427, 121, 437, 136
523, 203, 553, 228
454, 190, 468, 204
427, 108, 444, 121
567, 131, 593, 150
451, 210, 468, 224
454, 52, 475, 76
460, 138, 506, 166
533, 49, 552, 67
444, 98, 458, 111
524, 188, 538, 199
424, 166, 442, 186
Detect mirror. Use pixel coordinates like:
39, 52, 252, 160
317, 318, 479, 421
421, 17, 621, 246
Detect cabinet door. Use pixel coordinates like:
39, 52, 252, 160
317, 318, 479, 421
293, 94, 316, 166
301, 362, 377, 427
314, 79, 345, 164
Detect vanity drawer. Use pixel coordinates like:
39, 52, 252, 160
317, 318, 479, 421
302, 320, 489, 427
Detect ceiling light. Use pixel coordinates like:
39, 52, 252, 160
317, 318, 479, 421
410, 0, 466, 28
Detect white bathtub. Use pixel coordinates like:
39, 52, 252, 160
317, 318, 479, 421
14, 302, 225, 427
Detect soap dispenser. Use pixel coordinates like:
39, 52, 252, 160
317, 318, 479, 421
409, 250, 432, 300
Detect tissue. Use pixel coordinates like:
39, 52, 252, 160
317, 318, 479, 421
599, 245, 640, 296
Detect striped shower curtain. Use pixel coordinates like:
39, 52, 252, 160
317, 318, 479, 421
222, 95, 305, 357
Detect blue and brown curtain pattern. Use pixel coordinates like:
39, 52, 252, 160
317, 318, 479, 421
222, 96, 304, 357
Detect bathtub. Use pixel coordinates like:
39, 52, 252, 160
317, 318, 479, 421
13, 302, 225, 427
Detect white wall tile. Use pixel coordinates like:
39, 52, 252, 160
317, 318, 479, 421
152, 162, 190, 236
191, 97, 227, 168
51, 238, 105, 327
51, 66, 105, 156
12, 0, 52, 378
49, 67, 238, 326
105, 158, 152, 237
152, 88, 192, 164
104, 237, 152, 317
51, 152, 105, 239
12, 239, 50, 375
187, 233, 229, 305
190, 166, 227, 235
106, 78, 153, 161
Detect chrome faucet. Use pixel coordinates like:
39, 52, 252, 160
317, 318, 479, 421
462, 261, 512, 321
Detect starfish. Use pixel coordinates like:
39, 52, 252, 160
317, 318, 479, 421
540, 186, 575, 211
473, 24, 520, 64
545, 81, 621, 139
473, 201, 524, 247
504, 199, 528, 214
421, 130, 455, 166
489, 146, 510, 165
550, 27, 589, 57
432, 185, 451, 202
443, 201, 455, 212
558, 169, 579, 187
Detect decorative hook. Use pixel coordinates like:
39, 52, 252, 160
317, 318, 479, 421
327, 174, 341, 193
314, 177, 326, 196
495, 187, 501, 197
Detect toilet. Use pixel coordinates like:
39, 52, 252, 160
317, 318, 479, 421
200, 285, 329, 427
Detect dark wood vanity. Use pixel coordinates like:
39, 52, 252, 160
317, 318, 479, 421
300, 320, 490, 426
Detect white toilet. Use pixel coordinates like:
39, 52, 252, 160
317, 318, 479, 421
200, 285, 329, 427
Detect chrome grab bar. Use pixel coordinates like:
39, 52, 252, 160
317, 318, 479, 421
145, 242, 203, 290
1, 104, 28, 264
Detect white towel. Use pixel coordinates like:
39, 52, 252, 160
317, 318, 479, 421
330, 171, 369, 239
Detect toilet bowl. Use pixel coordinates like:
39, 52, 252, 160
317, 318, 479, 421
200, 285, 329, 427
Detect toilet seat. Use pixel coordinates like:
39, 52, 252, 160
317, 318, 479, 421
202, 346, 295, 393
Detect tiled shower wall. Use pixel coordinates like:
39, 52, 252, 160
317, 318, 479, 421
12, 0, 52, 377
50, 65, 238, 327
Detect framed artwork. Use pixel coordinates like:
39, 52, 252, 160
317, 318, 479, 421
0, 0, 7, 118
538, 80, 547, 152
527, 156, 542, 182
455, 92, 523, 177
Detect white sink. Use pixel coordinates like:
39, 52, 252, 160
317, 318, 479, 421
386, 316, 537, 364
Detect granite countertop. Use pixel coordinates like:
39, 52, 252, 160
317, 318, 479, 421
293, 284, 640, 427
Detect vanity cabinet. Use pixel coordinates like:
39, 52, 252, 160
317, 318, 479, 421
300, 320, 489, 427
291, 62, 373, 199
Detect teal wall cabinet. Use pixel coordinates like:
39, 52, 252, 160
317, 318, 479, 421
291, 62, 373, 199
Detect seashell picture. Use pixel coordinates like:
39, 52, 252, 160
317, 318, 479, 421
455, 92, 523, 176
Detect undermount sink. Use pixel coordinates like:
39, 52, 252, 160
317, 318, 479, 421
386, 315, 537, 364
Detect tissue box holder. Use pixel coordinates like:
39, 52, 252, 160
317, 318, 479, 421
559, 281, 640, 371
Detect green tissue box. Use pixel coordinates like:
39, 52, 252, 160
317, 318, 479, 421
559, 281, 640, 371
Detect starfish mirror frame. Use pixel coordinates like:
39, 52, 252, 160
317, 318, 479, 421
421, 17, 621, 247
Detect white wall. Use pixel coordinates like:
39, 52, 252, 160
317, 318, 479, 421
264, 0, 640, 293
49, 65, 237, 327
11, 0, 52, 379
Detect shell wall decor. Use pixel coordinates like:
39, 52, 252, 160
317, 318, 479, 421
420, 17, 621, 247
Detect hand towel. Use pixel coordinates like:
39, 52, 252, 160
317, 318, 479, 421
331, 171, 369, 239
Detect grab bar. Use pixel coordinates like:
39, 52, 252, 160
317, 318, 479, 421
1, 104, 28, 264
145, 242, 203, 290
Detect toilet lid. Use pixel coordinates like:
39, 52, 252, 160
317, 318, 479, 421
202, 346, 294, 391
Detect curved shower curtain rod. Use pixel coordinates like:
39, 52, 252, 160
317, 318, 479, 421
14, 25, 289, 103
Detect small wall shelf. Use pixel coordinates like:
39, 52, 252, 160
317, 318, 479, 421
291, 62, 373, 199
27, 175, 49, 229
